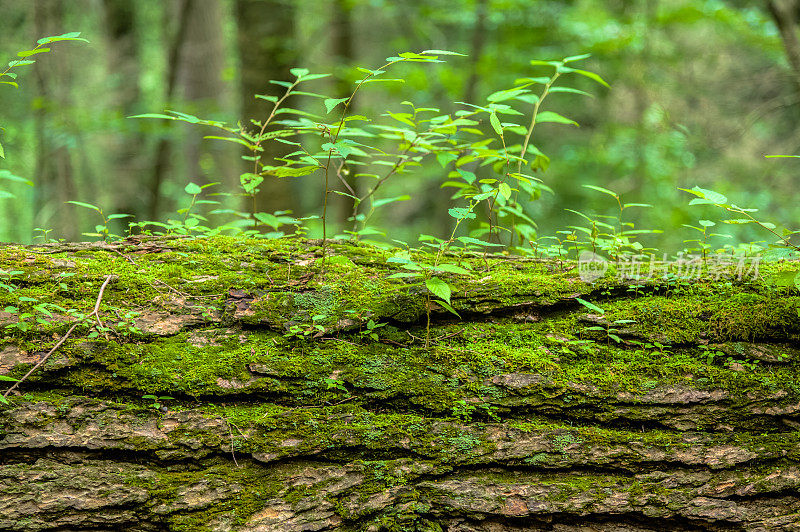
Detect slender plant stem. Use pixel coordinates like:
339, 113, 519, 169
3, 274, 114, 399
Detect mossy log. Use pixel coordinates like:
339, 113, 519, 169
1, 236, 799, 531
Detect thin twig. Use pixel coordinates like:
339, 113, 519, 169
3, 275, 114, 399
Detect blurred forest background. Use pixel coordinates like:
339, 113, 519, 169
1, 0, 800, 251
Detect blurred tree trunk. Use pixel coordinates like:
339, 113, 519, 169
331, 0, 356, 229
175, 0, 239, 211
462, 0, 488, 105
32, 0, 78, 240
235, 0, 297, 218
102, 0, 145, 221
767, 0, 800, 94
148, 0, 192, 221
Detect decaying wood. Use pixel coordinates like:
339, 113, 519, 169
1, 236, 799, 531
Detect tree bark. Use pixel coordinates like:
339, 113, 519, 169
102, 0, 146, 221
148, 0, 193, 221
768, 0, 800, 94
1, 237, 799, 530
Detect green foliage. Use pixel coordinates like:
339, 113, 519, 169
0, 32, 88, 200
142, 394, 173, 411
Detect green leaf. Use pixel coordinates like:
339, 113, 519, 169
255, 94, 278, 103
421, 49, 466, 56
240, 172, 263, 194
679, 186, 728, 205
360, 78, 405, 84
794, 272, 800, 291
17, 48, 50, 58
570, 69, 610, 87
0, 375, 19, 381
530, 59, 562, 67
487, 88, 529, 103
448, 207, 476, 220
270, 165, 319, 178
456, 236, 504, 247
563, 53, 592, 63
297, 73, 331, 81
185, 183, 202, 195
387, 111, 415, 126
489, 112, 503, 135
67, 200, 100, 212
203, 135, 254, 149
128, 113, 177, 121
536, 111, 578, 126
0, 170, 32, 185
548, 86, 593, 97
434, 263, 471, 275
0, 81, 19, 88
576, 298, 605, 314
426, 277, 452, 304
435, 298, 461, 318
324, 97, 349, 113
499, 182, 512, 201
290, 67, 309, 78
37, 32, 89, 44
583, 184, 618, 198
372, 195, 411, 208
436, 152, 458, 168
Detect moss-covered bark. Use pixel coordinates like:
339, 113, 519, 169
1, 236, 799, 531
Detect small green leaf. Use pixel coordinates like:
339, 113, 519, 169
17, 48, 50, 58
435, 298, 461, 318
563, 53, 591, 63
499, 182, 512, 201
536, 111, 578, 126
0, 170, 32, 185
583, 184, 618, 198
240, 172, 263, 194
426, 277, 452, 304
448, 207, 476, 220
548, 86, 592, 97
372, 195, 411, 208
570, 69, 610, 87
489, 112, 503, 135
185, 183, 202, 195
456, 236, 504, 247
128, 113, 177, 121
324, 97, 349, 113
421, 49, 466, 56
203, 135, 254, 149
290, 67, 310, 78
576, 298, 605, 314
37, 32, 89, 44
434, 263, 471, 275
67, 200, 101, 212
